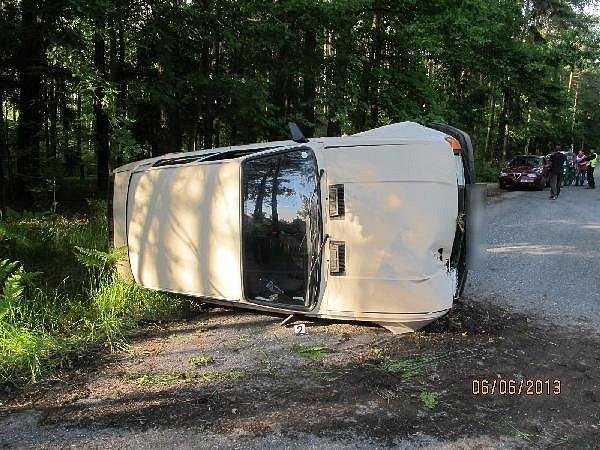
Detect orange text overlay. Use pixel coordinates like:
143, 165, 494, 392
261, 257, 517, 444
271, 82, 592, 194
472, 378, 561, 396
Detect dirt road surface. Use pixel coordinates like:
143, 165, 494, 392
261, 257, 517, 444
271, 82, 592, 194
469, 184, 600, 330
2, 185, 600, 449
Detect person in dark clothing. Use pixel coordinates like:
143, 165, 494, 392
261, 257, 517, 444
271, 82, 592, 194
583, 150, 597, 189
548, 150, 566, 199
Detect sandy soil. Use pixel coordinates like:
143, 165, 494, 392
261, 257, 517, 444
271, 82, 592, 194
1, 299, 599, 449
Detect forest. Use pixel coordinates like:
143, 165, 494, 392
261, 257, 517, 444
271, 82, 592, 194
0, 0, 599, 390
0, 0, 599, 213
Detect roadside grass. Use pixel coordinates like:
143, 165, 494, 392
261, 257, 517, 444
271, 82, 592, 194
0, 205, 190, 390
379, 355, 434, 381
418, 391, 438, 409
129, 369, 246, 386
291, 344, 330, 359
189, 354, 214, 367
377, 350, 476, 382
506, 422, 533, 442
129, 372, 198, 386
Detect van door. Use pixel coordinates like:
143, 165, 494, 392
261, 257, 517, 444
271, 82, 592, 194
241, 147, 323, 310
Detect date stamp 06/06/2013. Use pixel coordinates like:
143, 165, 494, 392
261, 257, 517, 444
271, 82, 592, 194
472, 378, 561, 396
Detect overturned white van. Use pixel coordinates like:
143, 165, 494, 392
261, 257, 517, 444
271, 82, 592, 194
110, 122, 475, 333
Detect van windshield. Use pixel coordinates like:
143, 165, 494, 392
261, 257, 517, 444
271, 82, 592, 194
242, 149, 321, 309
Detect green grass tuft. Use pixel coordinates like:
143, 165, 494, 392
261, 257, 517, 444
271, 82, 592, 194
291, 344, 330, 359
189, 354, 215, 367
379, 356, 434, 381
129, 369, 246, 386
419, 391, 438, 410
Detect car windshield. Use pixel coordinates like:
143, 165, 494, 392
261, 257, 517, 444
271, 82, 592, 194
508, 156, 540, 167
242, 148, 321, 309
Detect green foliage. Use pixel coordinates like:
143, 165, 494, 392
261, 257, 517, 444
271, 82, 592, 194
379, 356, 433, 381
0, 214, 189, 388
291, 344, 330, 359
1, 0, 598, 196
189, 354, 215, 367
74, 246, 127, 278
419, 391, 439, 410
129, 369, 246, 386
0, 260, 24, 320
475, 159, 501, 183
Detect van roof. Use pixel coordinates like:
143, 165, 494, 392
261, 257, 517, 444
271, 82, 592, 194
113, 121, 449, 174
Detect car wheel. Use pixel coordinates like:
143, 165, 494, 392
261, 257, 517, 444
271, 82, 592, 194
499, 182, 507, 190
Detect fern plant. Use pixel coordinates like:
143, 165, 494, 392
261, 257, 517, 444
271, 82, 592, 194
74, 246, 127, 286
74, 246, 127, 270
0, 259, 20, 285
0, 259, 39, 322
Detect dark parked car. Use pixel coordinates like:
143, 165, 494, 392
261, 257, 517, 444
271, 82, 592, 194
499, 155, 549, 190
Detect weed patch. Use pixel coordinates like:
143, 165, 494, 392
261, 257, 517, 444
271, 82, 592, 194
419, 391, 438, 409
292, 344, 330, 359
129, 372, 198, 386
379, 356, 433, 381
201, 370, 246, 382
189, 354, 214, 367
129, 370, 246, 386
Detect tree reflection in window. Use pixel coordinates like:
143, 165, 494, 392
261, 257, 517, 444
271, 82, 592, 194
242, 149, 319, 308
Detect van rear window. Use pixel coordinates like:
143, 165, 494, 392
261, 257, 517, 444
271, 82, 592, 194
202, 146, 283, 162
152, 154, 216, 167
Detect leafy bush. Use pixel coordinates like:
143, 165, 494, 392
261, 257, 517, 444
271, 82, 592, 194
475, 159, 500, 183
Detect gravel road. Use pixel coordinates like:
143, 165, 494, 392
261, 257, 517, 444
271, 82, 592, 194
467, 184, 600, 331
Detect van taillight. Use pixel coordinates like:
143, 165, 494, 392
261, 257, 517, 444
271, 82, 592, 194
329, 184, 345, 218
445, 136, 462, 155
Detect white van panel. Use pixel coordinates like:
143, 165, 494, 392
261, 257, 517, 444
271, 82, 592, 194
126, 161, 243, 300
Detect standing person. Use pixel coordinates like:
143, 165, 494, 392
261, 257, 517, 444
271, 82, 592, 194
584, 149, 598, 189
575, 150, 588, 186
548, 149, 566, 200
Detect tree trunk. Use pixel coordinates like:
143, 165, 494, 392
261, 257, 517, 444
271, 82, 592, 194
76, 90, 84, 180
94, 18, 110, 193
0, 88, 6, 217
302, 30, 318, 138
524, 106, 532, 155
369, 11, 383, 127
49, 79, 57, 160
111, 20, 127, 166
570, 75, 579, 150
60, 83, 69, 170
493, 88, 510, 163
484, 93, 496, 159
16, 0, 44, 179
